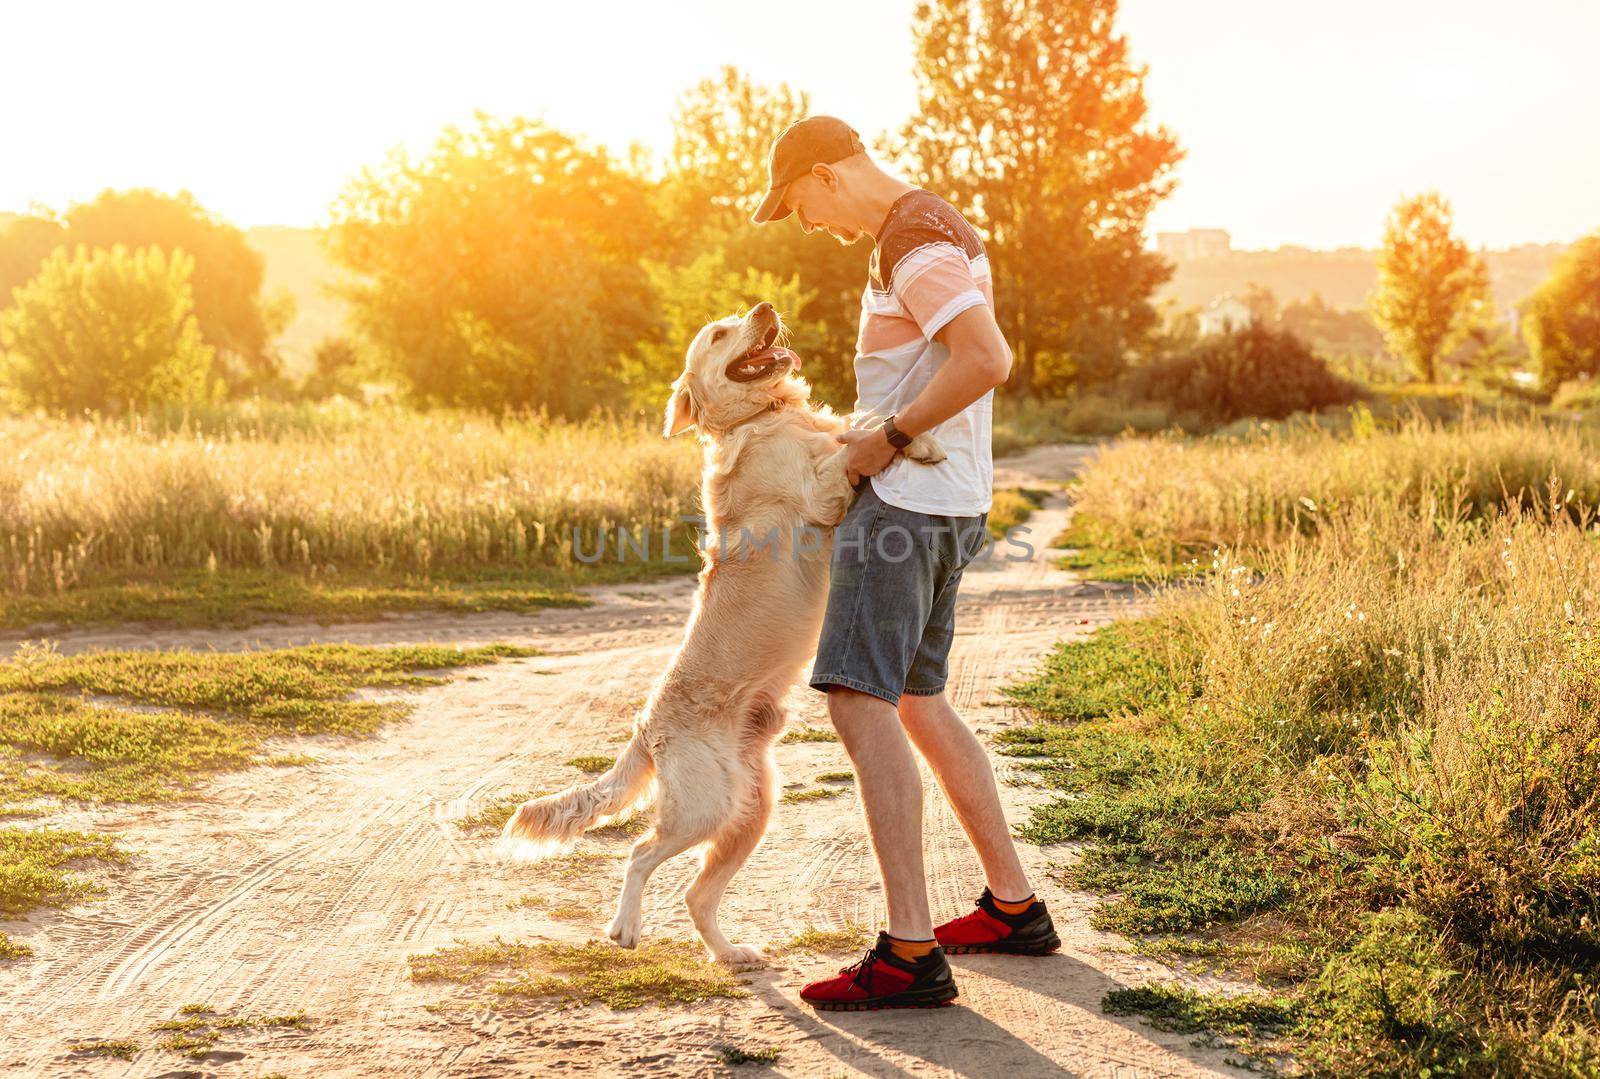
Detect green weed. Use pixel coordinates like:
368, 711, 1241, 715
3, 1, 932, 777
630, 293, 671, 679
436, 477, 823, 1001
410, 937, 748, 1010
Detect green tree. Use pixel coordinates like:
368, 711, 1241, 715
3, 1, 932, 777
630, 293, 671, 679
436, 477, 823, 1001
327, 114, 661, 415
58, 189, 286, 393
1523, 232, 1600, 390
0, 213, 67, 301
896, 0, 1183, 395
1370, 192, 1491, 383
1, 245, 216, 412
663, 68, 866, 406
626, 251, 822, 411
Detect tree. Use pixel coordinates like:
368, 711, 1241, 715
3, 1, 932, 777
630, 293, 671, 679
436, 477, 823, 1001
59, 189, 285, 393
1370, 192, 1491, 383
662, 68, 866, 406
625, 251, 823, 412
0, 245, 216, 413
326, 115, 662, 415
896, 0, 1183, 395
1523, 232, 1600, 390
0, 213, 67, 301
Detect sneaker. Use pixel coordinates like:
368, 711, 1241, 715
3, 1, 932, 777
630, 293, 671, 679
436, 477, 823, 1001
935, 888, 1061, 955
798, 932, 959, 1012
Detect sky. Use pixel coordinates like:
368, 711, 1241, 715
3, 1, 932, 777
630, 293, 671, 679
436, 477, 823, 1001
4, 0, 1598, 250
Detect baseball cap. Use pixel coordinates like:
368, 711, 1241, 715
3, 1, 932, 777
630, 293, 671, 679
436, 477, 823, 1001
750, 116, 866, 225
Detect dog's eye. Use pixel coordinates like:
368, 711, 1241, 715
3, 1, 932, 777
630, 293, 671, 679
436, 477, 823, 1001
711, 329, 728, 343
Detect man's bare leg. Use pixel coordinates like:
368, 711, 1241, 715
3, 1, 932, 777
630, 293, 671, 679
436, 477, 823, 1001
898, 692, 1032, 900
827, 687, 934, 939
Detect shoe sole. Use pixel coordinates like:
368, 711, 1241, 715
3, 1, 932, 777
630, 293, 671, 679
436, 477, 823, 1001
806, 986, 959, 1012
942, 932, 1062, 957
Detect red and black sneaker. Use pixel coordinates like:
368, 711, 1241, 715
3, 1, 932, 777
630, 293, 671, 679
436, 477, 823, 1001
798, 932, 959, 1012
935, 888, 1062, 956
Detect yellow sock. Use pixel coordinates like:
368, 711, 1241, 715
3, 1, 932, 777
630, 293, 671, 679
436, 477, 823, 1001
887, 935, 937, 962
992, 893, 1036, 916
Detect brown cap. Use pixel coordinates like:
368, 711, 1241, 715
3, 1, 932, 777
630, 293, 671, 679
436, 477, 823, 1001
751, 116, 866, 225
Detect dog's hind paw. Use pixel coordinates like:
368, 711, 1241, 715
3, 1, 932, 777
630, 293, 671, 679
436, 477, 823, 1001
715, 944, 767, 970
606, 910, 642, 949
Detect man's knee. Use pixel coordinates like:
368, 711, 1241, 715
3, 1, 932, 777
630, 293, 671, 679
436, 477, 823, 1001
826, 687, 897, 750
897, 690, 951, 730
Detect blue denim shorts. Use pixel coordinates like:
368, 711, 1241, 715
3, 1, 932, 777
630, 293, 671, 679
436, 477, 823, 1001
809, 482, 989, 706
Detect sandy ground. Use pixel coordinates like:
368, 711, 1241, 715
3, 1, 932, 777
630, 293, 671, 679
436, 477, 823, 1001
1, 443, 1252, 1078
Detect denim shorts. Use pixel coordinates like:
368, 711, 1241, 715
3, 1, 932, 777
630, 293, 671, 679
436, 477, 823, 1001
809, 482, 989, 706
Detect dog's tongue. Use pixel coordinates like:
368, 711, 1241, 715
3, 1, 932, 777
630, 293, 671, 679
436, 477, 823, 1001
768, 346, 801, 371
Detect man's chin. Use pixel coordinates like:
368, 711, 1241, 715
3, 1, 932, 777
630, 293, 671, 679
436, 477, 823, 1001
830, 229, 863, 246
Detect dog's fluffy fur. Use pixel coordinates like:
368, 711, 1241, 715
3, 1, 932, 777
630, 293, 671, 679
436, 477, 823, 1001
502, 302, 943, 966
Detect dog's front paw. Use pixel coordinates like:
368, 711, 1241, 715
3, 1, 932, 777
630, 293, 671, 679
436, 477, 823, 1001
905, 433, 947, 466
714, 943, 767, 970
606, 909, 643, 949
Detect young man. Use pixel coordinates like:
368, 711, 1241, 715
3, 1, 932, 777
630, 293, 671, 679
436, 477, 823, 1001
751, 116, 1060, 1011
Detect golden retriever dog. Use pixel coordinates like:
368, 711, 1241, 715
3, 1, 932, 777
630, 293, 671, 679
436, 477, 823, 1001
502, 301, 944, 966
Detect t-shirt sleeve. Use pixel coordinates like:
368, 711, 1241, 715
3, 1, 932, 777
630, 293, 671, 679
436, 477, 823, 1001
885, 234, 989, 340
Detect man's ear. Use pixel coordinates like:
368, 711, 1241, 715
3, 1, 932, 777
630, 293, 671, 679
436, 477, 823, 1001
663, 376, 699, 437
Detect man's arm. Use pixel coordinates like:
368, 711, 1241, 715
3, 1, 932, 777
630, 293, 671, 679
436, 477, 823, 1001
838, 304, 1012, 484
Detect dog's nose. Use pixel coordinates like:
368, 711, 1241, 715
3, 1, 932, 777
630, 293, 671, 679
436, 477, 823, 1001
751, 301, 774, 318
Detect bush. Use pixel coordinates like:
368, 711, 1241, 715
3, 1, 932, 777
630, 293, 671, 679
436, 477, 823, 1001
1, 245, 216, 413
1126, 323, 1362, 425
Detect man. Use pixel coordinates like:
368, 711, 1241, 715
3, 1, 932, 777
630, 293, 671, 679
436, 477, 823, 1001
751, 116, 1059, 1011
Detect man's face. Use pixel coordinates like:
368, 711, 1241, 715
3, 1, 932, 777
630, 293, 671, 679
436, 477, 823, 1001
783, 168, 864, 246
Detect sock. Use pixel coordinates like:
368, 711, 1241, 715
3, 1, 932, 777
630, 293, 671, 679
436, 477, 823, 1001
886, 935, 937, 962
991, 893, 1037, 916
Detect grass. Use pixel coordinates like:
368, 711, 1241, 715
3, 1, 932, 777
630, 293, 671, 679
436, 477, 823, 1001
0, 931, 32, 959
779, 725, 837, 744
1007, 426, 1600, 1073
0, 827, 128, 916
1051, 517, 1201, 583
1102, 986, 1297, 1037
775, 922, 874, 955
0, 642, 531, 929
149, 1004, 307, 1060
67, 1038, 141, 1060
1, 405, 704, 628
716, 1044, 782, 1065
566, 754, 615, 774
459, 790, 546, 833
780, 787, 841, 805
0, 641, 536, 808
1067, 409, 1600, 561
987, 487, 1050, 540
409, 937, 748, 1009
814, 770, 854, 783
0, 566, 612, 633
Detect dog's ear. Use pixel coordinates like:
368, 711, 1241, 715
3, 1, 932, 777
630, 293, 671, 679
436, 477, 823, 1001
664, 375, 700, 437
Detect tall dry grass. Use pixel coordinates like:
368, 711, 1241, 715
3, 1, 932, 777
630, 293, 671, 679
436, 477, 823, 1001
1170, 495, 1600, 1070
1071, 410, 1600, 556
1034, 415, 1600, 1069
0, 404, 701, 592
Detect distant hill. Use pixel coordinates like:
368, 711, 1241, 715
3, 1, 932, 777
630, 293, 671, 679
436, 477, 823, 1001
246, 226, 345, 375
1160, 243, 1570, 315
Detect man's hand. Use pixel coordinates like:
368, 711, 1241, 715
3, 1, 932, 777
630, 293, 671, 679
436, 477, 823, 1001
836, 427, 898, 486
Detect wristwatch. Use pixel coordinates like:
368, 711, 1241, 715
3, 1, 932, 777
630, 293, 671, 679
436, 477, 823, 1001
882, 415, 913, 449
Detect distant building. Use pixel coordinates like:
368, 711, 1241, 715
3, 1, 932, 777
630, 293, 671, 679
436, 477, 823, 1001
1199, 294, 1253, 336
1157, 229, 1232, 261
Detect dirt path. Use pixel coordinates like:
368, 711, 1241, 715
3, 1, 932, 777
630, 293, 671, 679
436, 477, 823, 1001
2, 443, 1250, 1078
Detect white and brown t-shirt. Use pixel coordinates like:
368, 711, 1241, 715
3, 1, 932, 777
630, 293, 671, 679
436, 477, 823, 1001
855, 189, 994, 517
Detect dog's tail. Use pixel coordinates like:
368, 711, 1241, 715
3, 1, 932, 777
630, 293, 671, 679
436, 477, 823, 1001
500, 729, 656, 860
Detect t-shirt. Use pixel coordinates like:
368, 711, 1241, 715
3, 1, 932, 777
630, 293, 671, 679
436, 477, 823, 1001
854, 189, 994, 517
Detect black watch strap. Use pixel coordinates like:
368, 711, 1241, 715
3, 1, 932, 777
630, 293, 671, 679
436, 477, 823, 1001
883, 415, 913, 449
